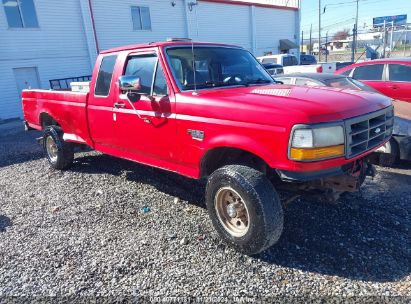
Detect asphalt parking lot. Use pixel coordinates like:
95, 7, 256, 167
0, 122, 410, 301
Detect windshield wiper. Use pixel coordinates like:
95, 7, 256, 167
244, 78, 273, 86
184, 80, 242, 90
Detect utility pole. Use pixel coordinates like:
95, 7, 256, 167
390, 21, 394, 56
309, 24, 312, 55
404, 27, 408, 57
351, 24, 356, 62
325, 31, 328, 62
301, 30, 304, 53
382, 20, 387, 58
318, 0, 321, 62
354, 0, 359, 54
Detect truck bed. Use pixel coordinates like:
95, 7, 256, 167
22, 89, 91, 145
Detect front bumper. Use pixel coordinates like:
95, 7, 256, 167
277, 158, 373, 193
276, 165, 346, 182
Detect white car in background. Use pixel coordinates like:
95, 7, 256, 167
257, 54, 336, 74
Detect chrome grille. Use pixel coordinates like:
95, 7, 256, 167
345, 106, 394, 158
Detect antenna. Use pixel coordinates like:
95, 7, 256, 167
187, 1, 198, 93
191, 39, 197, 93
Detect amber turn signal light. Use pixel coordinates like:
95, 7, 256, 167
290, 145, 344, 161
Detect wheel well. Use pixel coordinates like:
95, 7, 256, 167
40, 113, 59, 129
201, 147, 268, 177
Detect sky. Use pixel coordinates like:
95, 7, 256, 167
300, 0, 411, 39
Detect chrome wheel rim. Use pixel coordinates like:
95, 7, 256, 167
46, 136, 58, 163
215, 187, 250, 237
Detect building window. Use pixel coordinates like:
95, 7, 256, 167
131, 6, 151, 30
3, 0, 39, 28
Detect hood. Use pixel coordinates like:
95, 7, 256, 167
178, 84, 392, 125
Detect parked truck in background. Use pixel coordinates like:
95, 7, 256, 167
257, 54, 336, 74
22, 40, 393, 254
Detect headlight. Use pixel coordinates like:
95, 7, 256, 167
290, 125, 345, 161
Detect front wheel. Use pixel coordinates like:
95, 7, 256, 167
206, 165, 284, 255
42, 126, 74, 170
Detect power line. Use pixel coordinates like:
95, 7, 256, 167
302, 0, 388, 17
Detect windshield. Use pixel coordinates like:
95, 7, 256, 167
166, 46, 274, 91
323, 77, 377, 92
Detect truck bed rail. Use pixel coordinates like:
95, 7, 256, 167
49, 75, 91, 90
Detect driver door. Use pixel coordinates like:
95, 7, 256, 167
113, 51, 176, 163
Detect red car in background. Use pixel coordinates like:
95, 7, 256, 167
337, 58, 411, 166
335, 58, 411, 103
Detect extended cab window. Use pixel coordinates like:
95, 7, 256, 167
352, 64, 383, 81
95, 55, 117, 96
388, 64, 411, 82
124, 54, 168, 96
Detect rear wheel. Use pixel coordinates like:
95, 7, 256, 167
206, 165, 283, 255
43, 126, 74, 170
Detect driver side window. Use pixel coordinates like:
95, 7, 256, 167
124, 54, 168, 96
153, 65, 169, 96
124, 55, 157, 95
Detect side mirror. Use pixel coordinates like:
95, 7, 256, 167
119, 75, 142, 92
119, 75, 143, 102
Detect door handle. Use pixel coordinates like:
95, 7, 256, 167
114, 102, 126, 108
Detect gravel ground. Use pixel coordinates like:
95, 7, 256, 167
0, 123, 410, 302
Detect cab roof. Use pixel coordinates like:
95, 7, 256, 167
100, 40, 241, 54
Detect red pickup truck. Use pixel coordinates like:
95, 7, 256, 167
22, 40, 393, 254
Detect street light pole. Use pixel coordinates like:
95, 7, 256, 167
318, 0, 321, 62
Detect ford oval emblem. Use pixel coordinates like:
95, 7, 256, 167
375, 127, 381, 134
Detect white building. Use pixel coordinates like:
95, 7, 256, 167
0, 0, 300, 120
